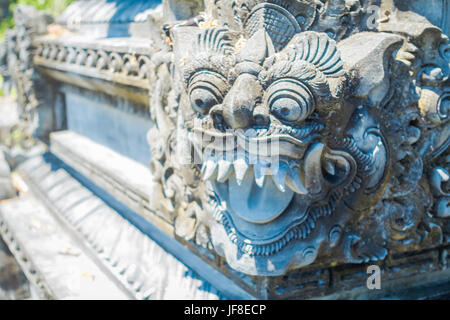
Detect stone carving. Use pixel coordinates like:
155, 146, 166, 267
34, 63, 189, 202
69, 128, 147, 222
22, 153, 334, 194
1, 5, 53, 139
35, 42, 154, 81
143, 0, 450, 276
1, 0, 449, 282
177, 25, 391, 275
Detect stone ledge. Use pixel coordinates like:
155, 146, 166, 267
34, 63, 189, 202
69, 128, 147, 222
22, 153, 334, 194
15, 150, 252, 299
0, 196, 130, 299
49, 130, 170, 233
35, 57, 151, 91
49, 131, 263, 298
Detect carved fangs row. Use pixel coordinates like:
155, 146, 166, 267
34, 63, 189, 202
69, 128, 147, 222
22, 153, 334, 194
210, 192, 340, 256
212, 121, 325, 140
201, 154, 308, 194
252, 122, 325, 138
35, 42, 153, 79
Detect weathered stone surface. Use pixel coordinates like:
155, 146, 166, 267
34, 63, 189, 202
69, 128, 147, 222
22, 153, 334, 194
0, 237, 32, 300
0, 196, 129, 299
338, 32, 403, 106
11, 152, 240, 299
1, 0, 450, 299
151, 0, 450, 279
0, 150, 14, 200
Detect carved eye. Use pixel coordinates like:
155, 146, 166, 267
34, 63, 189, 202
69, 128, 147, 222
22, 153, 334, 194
189, 87, 221, 114
267, 80, 315, 123
188, 73, 227, 114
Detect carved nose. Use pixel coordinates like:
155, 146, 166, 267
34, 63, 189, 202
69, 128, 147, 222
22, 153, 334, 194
223, 101, 254, 129
221, 74, 263, 129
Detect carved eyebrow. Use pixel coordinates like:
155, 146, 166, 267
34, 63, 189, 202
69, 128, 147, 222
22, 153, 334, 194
182, 28, 235, 86
182, 53, 232, 87
261, 60, 331, 100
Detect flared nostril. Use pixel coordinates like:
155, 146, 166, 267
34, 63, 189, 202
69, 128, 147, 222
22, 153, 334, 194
254, 113, 270, 127
253, 104, 270, 127
223, 107, 254, 129
220, 73, 264, 129
209, 104, 226, 129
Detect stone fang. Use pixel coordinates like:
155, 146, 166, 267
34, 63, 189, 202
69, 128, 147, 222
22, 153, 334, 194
202, 156, 218, 180
254, 160, 270, 188
271, 161, 288, 192
286, 166, 308, 195
217, 159, 233, 183
234, 157, 249, 186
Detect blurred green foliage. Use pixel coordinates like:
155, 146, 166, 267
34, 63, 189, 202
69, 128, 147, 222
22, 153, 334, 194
0, 74, 4, 96
0, 0, 75, 40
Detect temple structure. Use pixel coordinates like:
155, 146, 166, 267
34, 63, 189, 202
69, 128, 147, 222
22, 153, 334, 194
0, 0, 449, 299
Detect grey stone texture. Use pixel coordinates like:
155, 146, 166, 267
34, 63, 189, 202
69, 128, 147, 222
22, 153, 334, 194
0, 0, 449, 299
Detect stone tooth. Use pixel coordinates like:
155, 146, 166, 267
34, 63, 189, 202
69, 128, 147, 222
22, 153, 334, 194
300, 225, 307, 239
305, 223, 311, 234
286, 166, 308, 195
234, 157, 249, 186
304, 142, 325, 195
244, 128, 257, 137
271, 161, 288, 192
202, 156, 218, 181
270, 244, 275, 254
254, 159, 270, 187
217, 159, 233, 183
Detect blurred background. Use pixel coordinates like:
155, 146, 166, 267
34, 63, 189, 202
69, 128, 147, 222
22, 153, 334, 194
0, 0, 74, 95
0, 0, 74, 300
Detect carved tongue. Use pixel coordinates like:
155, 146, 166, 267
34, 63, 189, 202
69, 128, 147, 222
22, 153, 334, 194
227, 168, 294, 224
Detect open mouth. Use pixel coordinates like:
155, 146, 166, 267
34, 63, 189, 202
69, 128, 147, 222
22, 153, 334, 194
190, 124, 322, 219
188, 123, 355, 253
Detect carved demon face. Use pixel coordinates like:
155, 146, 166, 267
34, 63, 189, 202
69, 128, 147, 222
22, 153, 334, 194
178, 16, 389, 275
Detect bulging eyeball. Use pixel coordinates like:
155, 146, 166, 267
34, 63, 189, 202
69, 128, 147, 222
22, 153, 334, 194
188, 73, 228, 114
266, 79, 315, 123
189, 87, 220, 114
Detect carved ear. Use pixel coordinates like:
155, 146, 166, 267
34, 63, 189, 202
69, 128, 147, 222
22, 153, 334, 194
239, 29, 275, 64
